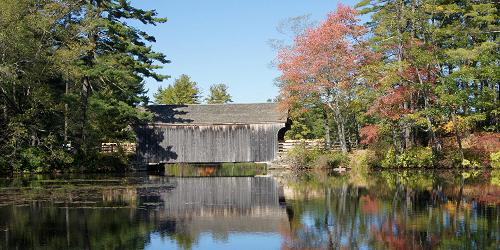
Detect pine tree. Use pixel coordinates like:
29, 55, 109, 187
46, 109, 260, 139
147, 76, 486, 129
54, 0, 169, 156
206, 84, 233, 104
0, 0, 169, 171
154, 74, 201, 104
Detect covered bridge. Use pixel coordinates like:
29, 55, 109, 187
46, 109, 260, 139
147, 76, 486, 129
135, 103, 289, 165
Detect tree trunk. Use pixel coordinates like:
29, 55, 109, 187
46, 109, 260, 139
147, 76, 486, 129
76, 76, 90, 152
422, 86, 442, 154
323, 109, 331, 149
451, 111, 464, 163
333, 104, 348, 153
391, 123, 400, 160
64, 80, 68, 143
403, 102, 412, 149
2, 99, 6, 122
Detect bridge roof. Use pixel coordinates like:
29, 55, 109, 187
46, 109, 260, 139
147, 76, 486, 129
146, 103, 287, 125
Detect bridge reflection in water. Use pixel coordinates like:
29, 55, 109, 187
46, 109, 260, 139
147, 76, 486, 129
144, 177, 288, 238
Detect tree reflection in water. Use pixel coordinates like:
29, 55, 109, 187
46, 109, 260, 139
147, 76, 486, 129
0, 169, 499, 250
279, 169, 500, 249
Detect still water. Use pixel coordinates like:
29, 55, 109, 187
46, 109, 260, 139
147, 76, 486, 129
0, 166, 499, 249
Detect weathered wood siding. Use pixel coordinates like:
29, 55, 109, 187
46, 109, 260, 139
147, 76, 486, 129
136, 123, 285, 164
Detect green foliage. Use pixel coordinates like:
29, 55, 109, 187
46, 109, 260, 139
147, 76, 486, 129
352, 0, 500, 168
0, 0, 167, 173
400, 147, 434, 168
93, 153, 133, 173
349, 150, 378, 170
491, 151, 500, 169
154, 74, 200, 104
381, 149, 398, 168
381, 147, 433, 168
285, 144, 321, 169
491, 170, 500, 186
206, 83, 232, 104
285, 144, 349, 169
285, 105, 326, 140
461, 159, 482, 168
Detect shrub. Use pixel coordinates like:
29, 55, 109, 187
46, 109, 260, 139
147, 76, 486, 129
313, 151, 349, 169
349, 150, 377, 170
93, 152, 132, 172
491, 170, 500, 186
491, 151, 500, 168
381, 147, 433, 168
285, 144, 320, 169
461, 159, 482, 168
285, 144, 349, 169
381, 149, 397, 168
326, 151, 349, 168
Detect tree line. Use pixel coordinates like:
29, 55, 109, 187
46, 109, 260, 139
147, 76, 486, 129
276, 1, 499, 167
154, 74, 233, 105
0, 0, 168, 172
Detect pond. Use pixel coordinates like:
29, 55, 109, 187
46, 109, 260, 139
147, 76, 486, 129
0, 166, 499, 249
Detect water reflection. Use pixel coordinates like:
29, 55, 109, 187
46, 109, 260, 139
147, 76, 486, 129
277, 170, 500, 249
163, 163, 267, 177
0, 169, 499, 249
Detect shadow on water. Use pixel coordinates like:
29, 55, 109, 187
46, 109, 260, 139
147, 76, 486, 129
0, 169, 500, 249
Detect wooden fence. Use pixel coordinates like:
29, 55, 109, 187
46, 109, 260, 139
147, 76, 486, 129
101, 142, 136, 154
278, 139, 358, 153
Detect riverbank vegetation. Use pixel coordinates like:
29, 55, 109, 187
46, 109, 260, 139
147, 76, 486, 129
0, 0, 169, 173
276, 2, 499, 169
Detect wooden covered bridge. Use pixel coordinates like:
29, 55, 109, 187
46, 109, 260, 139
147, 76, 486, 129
135, 103, 290, 166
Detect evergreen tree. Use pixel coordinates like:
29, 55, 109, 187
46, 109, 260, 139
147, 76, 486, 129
206, 84, 232, 104
55, 0, 169, 157
0, 0, 169, 172
357, 0, 499, 162
154, 74, 200, 104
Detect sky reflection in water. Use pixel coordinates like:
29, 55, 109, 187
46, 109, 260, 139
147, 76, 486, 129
0, 167, 499, 249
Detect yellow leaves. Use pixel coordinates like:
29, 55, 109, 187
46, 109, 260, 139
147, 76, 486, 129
441, 114, 486, 135
442, 119, 457, 134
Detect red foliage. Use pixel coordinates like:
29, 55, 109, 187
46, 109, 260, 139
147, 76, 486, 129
368, 37, 440, 121
369, 86, 413, 120
361, 195, 379, 213
360, 125, 380, 145
466, 132, 500, 154
277, 4, 375, 109
371, 220, 420, 250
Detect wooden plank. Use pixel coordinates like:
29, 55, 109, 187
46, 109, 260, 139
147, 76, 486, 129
136, 123, 286, 164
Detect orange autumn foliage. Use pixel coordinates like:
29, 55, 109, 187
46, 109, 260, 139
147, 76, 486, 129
277, 4, 374, 110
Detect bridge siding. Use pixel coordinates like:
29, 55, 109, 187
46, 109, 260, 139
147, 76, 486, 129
136, 123, 285, 164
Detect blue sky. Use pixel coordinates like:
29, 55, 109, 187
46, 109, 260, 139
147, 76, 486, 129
132, 0, 359, 103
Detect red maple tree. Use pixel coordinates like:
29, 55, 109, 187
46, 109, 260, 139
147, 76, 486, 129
277, 4, 374, 152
